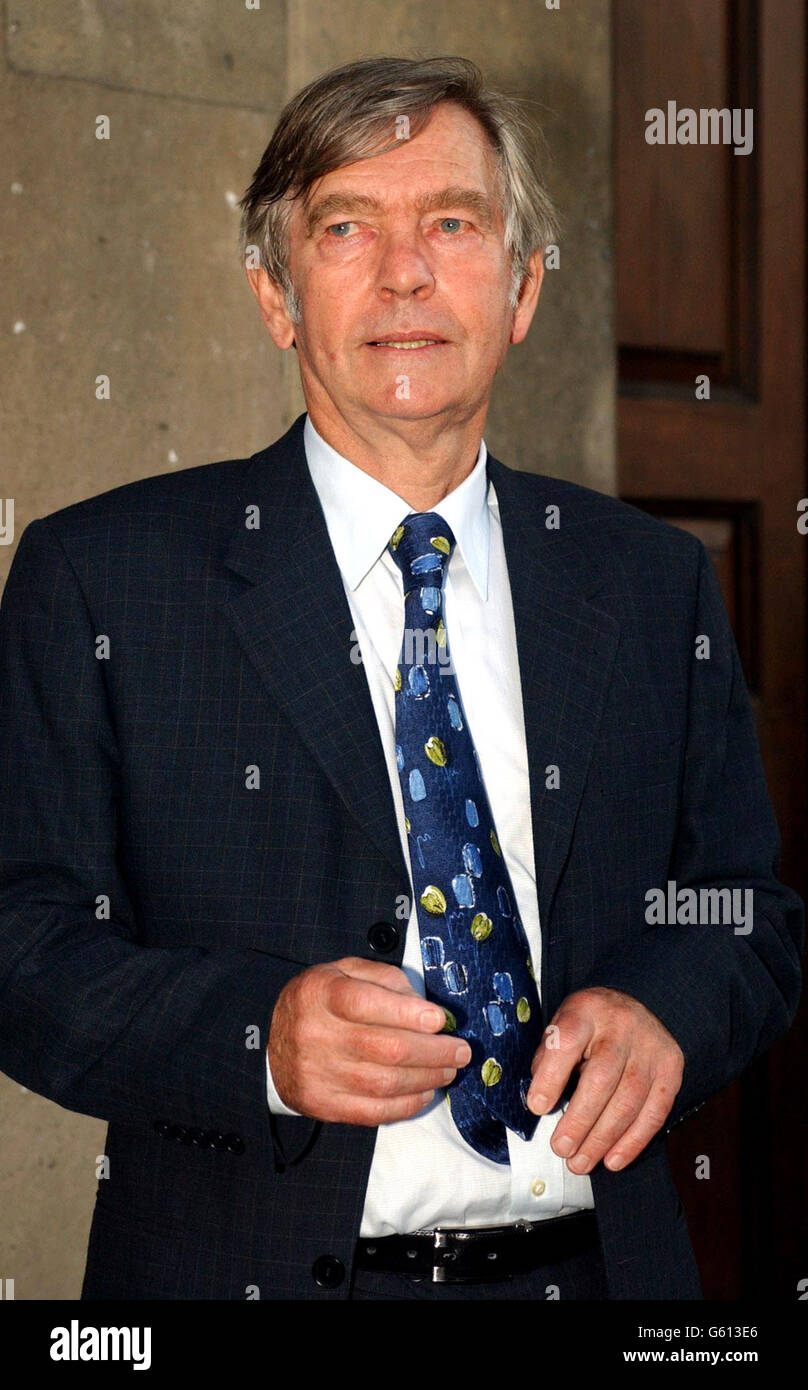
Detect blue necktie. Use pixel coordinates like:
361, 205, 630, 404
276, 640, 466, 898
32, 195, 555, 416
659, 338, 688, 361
388, 511, 543, 1164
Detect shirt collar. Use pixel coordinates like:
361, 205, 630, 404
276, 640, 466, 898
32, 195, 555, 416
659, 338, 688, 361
303, 413, 490, 599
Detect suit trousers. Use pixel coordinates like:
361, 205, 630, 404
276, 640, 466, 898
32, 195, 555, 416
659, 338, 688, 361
349, 1239, 609, 1300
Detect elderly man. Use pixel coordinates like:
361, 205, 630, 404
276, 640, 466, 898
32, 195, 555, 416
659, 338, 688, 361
0, 55, 802, 1302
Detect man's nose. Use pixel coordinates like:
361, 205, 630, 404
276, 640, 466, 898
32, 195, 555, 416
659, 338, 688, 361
374, 229, 436, 297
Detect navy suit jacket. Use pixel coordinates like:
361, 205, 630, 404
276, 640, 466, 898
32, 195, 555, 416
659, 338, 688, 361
0, 412, 802, 1299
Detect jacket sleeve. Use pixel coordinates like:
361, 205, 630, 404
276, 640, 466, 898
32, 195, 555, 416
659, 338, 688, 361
578, 538, 804, 1131
0, 517, 306, 1151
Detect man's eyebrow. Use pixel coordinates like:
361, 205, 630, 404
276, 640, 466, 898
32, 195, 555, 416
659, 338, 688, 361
303, 186, 498, 235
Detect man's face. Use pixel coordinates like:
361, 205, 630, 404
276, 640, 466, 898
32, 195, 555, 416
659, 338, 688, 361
247, 101, 543, 431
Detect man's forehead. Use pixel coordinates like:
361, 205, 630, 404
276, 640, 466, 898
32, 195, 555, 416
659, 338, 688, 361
292, 104, 500, 221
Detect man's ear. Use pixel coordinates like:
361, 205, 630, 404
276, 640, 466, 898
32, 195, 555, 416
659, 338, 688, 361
244, 265, 297, 350
510, 250, 545, 346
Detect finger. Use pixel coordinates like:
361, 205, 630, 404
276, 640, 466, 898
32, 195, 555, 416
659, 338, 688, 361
560, 1066, 653, 1173
329, 969, 445, 1034
527, 1008, 594, 1114
601, 1073, 683, 1171
329, 1089, 437, 1127
334, 956, 421, 996
342, 1021, 472, 1070
547, 1042, 627, 1157
342, 1060, 460, 1100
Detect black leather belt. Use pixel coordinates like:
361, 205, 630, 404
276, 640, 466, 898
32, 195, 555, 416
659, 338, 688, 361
354, 1210, 599, 1284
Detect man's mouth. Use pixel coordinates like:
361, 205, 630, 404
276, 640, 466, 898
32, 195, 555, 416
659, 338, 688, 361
367, 339, 447, 350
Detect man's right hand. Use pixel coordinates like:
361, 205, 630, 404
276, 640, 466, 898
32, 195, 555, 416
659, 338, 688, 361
267, 956, 472, 1124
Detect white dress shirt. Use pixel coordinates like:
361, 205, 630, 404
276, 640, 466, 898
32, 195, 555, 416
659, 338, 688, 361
266, 413, 594, 1236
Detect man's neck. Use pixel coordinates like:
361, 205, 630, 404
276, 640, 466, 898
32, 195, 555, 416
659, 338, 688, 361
305, 404, 486, 511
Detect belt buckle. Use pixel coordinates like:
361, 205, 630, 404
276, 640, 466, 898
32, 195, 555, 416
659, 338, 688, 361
428, 1227, 516, 1285
431, 1229, 450, 1283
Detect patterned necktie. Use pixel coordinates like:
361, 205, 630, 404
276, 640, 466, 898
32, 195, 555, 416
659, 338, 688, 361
388, 510, 543, 1164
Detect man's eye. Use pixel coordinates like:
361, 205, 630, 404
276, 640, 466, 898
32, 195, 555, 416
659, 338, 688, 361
324, 218, 470, 238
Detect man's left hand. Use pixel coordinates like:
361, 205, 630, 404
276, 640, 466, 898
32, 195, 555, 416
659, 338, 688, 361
526, 986, 684, 1174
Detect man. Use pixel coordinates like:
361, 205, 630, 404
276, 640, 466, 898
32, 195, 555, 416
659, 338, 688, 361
0, 56, 802, 1302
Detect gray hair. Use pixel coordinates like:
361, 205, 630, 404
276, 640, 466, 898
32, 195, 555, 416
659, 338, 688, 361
238, 55, 559, 322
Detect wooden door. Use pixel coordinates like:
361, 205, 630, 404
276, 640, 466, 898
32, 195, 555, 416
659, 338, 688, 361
614, 0, 806, 1299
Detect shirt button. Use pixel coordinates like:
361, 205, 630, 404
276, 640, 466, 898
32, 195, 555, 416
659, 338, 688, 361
531, 1178, 547, 1197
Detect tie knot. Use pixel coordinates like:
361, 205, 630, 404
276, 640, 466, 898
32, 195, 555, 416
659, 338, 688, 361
387, 512, 456, 591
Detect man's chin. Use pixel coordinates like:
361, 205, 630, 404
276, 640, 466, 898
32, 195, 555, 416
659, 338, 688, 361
354, 390, 465, 423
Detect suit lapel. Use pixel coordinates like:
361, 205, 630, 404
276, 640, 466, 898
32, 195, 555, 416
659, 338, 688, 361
486, 458, 620, 1011
219, 415, 409, 885
218, 417, 620, 1004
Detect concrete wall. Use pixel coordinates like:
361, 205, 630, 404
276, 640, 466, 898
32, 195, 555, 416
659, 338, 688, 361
0, 0, 613, 1297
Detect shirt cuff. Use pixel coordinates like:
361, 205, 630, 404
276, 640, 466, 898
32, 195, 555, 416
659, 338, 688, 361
265, 1049, 304, 1117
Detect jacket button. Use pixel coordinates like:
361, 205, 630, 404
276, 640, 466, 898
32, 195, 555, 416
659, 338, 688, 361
168, 1125, 188, 1143
153, 1120, 170, 1138
312, 1255, 345, 1288
367, 921, 399, 954
224, 1133, 245, 1155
